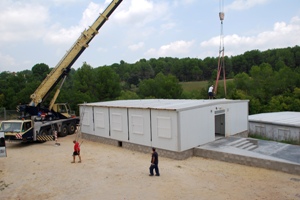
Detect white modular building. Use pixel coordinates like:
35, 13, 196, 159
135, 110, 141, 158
79, 99, 249, 152
249, 112, 300, 143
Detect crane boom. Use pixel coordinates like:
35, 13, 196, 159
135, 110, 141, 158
1, 0, 123, 143
214, 0, 226, 97
29, 0, 123, 107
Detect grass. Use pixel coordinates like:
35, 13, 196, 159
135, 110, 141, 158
180, 81, 208, 92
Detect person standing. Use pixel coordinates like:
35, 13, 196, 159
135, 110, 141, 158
71, 140, 81, 163
208, 85, 214, 99
149, 148, 160, 176
53, 130, 60, 146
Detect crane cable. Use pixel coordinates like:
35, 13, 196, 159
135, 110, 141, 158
74, 102, 86, 145
214, 0, 226, 97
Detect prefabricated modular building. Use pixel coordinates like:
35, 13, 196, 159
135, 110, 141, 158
249, 111, 300, 143
79, 99, 249, 158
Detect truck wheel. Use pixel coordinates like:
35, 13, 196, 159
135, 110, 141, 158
39, 129, 47, 135
37, 129, 48, 143
59, 124, 68, 137
68, 123, 76, 135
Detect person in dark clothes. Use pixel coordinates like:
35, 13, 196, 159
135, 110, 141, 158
149, 147, 160, 176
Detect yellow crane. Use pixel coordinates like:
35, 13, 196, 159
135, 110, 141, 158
1, 0, 123, 142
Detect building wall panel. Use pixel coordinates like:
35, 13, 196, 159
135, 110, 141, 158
151, 110, 178, 151
128, 108, 151, 146
80, 106, 94, 135
179, 106, 215, 151
249, 122, 300, 143
94, 107, 109, 138
225, 102, 248, 136
110, 108, 128, 141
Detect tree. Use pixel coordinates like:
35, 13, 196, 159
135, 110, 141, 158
202, 57, 218, 80
233, 72, 251, 93
231, 55, 248, 74
93, 66, 121, 101
73, 62, 95, 96
32, 63, 50, 82
0, 94, 4, 108
117, 90, 140, 100
273, 66, 298, 95
138, 72, 183, 99
249, 63, 275, 104
137, 59, 155, 80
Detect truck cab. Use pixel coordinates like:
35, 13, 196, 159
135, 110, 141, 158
0, 120, 33, 141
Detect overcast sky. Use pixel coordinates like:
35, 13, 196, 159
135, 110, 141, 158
0, 0, 299, 72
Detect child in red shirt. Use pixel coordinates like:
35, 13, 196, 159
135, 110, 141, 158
71, 140, 81, 163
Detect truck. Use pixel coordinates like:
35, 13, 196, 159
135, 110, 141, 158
0, 0, 123, 142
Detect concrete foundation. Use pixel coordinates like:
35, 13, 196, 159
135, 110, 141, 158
193, 148, 300, 175
82, 133, 194, 160
82, 133, 300, 175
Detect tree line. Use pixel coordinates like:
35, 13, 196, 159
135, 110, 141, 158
0, 45, 299, 115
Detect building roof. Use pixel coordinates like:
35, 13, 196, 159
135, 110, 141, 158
79, 99, 248, 111
248, 111, 300, 127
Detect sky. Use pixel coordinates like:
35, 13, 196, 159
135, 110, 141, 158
0, 0, 299, 72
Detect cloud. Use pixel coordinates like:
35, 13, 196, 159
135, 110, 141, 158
0, 2, 48, 43
44, 2, 103, 45
128, 42, 144, 51
145, 40, 194, 57
114, 0, 169, 27
160, 22, 176, 32
200, 16, 300, 58
225, 0, 269, 11
52, 0, 85, 6
172, 0, 196, 7
0, 53, 15, 71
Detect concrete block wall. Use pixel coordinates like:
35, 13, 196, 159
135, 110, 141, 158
193, 148, 300, 175
233, 130, 249, 138
82, 133, 119, 146
82, 133, 194, 160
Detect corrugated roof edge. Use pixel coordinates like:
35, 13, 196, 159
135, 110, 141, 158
249, 111, 300, 127
78, 99, 249, 112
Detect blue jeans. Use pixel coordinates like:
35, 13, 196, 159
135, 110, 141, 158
149, 164, 159, 175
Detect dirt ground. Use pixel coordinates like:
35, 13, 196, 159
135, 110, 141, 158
1, 134, 300, 200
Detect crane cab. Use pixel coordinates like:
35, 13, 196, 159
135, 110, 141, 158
52, 103, 76, 118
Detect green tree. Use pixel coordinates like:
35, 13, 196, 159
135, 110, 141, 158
71, 62, 98, 107
249, 63, 275, 104
233, 72, 251, 93
93, 66, 121, 101
0, 93, 4, 107
32, 63, 50, 82
273, 66, 298, 95
138, 72, 183, 99
117, 90, 140, 100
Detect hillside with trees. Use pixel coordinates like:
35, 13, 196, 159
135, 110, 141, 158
0, 45, 299, 115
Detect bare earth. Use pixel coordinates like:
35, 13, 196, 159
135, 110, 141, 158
1, 134, 300, 200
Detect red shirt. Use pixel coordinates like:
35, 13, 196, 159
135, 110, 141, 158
74, 142, 80, 152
